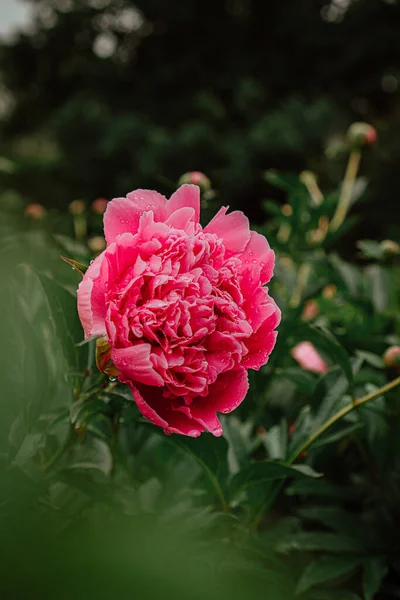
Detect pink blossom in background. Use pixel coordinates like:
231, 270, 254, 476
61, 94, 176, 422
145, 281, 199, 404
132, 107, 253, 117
291, 341, 328, 374
92, 197, 109, 215
77, 184, 280, 437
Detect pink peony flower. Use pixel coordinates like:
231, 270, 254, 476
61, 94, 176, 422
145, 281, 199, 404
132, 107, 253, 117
291, 341, 328, 374
77, 185, 280, 437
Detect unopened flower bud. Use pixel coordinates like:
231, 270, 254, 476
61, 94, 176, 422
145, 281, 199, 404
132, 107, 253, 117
178, 171, 211, 193
24, 203, 46, 219
302, 299, 319, 321
69, 200, 86, 215
281, 204, 293, 217
322, 284, 337, 299
291, 341, 328, 374
347, 122, 377, 148
92, 197, 108, 215
383, 346, 400, 368
380, 239, 400, 259
88, 236, 106, 254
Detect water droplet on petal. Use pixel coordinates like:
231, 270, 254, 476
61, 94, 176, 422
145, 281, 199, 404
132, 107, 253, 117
164, 428, 171, 436
252, 259, 257, 264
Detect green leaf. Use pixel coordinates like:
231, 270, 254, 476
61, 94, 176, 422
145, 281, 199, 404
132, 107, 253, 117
313, 423, 364, 448
278, 531, 364, 554
37, 273, 86, 370
278, 368, 317, 395
363, 558, 388, 600
364, 265, 391, 314
297, 506, 368, 540
310, 591, 361, 600
296, 556, 363, 595
66, 437, 113, 475
229, 461, 320, 504
170, 434, 229, 508
60, 255, 88, 277
357, 240, 383, 260
221, 416, 252, 474
259, 421, 288, 461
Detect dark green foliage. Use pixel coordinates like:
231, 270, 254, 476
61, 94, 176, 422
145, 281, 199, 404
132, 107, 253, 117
1, 2, 400, 598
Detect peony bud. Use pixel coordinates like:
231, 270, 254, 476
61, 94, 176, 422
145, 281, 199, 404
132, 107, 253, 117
291, 341, 328, 374
281, 204, 293, 217
380, 240, 400, 260
88, 236, 106, 254
302, 299, 319, 321
347, 122, 377, 148
96, 336, 119, 378
92, 197, 109, 215
69, 200, 86, 215
178, 171, 211, 193
383, 346, 400, 368
24, 203, 46, 219
322, 284, 337, 299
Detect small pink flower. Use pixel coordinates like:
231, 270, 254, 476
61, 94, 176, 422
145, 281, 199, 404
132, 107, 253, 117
383, 346, 400, 368
77, 184, 280, 437
291, 341, 328, 374
178, 171, 211, 192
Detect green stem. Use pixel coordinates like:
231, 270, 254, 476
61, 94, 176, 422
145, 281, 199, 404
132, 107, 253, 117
286, 375, 400, 466
330, 149, 361, 232
290, 263, 312, 307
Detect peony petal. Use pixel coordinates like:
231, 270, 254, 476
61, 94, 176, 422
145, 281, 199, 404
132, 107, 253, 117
125, 382, 204, 437
167, 184, 200, 223
77, 251, 108, 339
204, 207, 250, 255
165, 206, 196, 233
104, 190, 167, 243
242, 304, 281, 370
243, 287, 277, 331
112, 344, 164, 386
190, 368, 249, 436
240, 231, 275, 284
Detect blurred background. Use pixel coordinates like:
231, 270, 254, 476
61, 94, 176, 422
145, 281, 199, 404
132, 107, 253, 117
0, 0, 400, 243
1, 3, 400, 599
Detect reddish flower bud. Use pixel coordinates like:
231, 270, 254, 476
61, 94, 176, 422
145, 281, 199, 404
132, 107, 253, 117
302, 299, 319, 321
24, 203, 46, 219
291, 342, 328, 374
69, 200, 86, 215
322, 284, 337, 299
178, 171, 211, 193
380, 240, 400, 259
347, 122, 377, 148
281, 203, 293, 217
383, 346, 400, 368
92, 197, 109, 215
